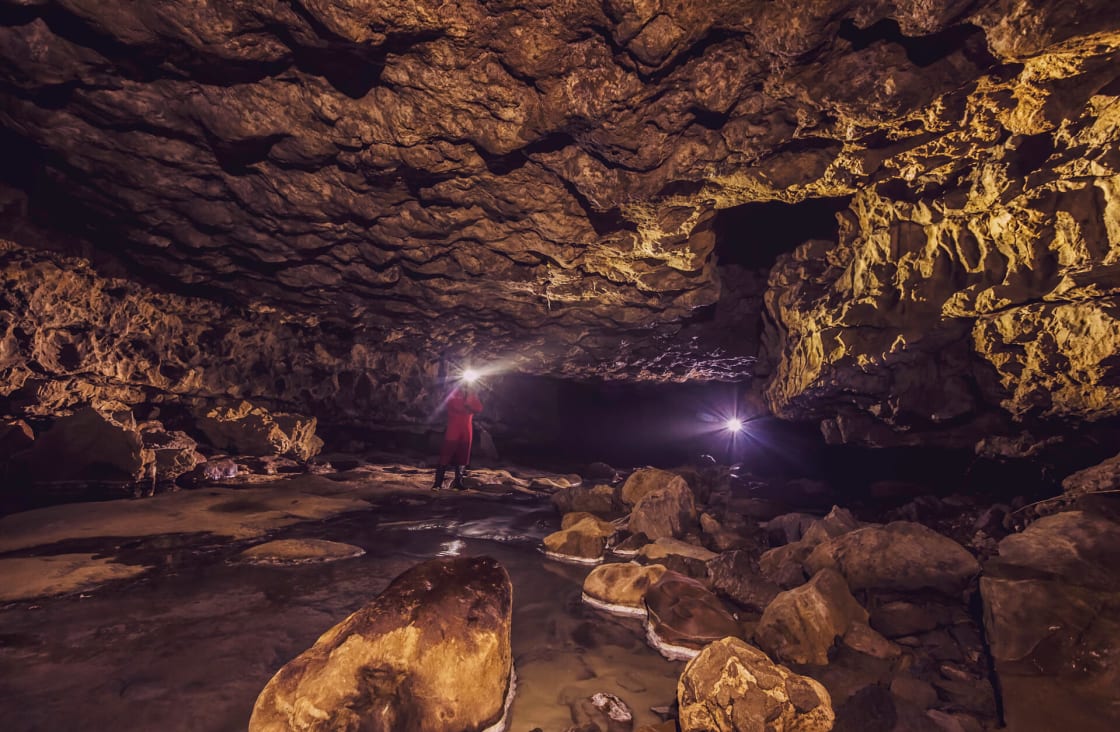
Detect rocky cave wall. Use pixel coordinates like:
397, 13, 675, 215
763, 37, 1120, 449
1, 0, 1120, 457
0, 235, 435, 425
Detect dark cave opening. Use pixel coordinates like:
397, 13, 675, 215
712, 196, 851, 269
481, 376, 1063, 509
837, 19, 996, 69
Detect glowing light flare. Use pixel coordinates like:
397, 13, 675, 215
462, 368, 481, 384
724, 417, 744, 433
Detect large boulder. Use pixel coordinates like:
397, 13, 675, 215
628, 479, 697, 541
582, 561, 668, 616
757, 507, 862, 590
805, 522, 980, 595
636, 537, 716, 579
621, 467, 692, 506
980, 509, 1120, 732
249, 556, 513, 732
678, 637, 835, 732
992, 510, 1120, 595
543, 514, 616, 563
755, 568, 869, 666
139, 421, 201, 483
800, 506, 860, 547
196, 401, 323, 461
700, 512, 752, 552
644, 571, 741, 661
668, 462, 730, 505
707, 550, 782, 613
758, 542, 815, 590
1062, 452, 1120, 498
562, 511, 617, 533
552, 483, 625, 517
765, 512, 820, 546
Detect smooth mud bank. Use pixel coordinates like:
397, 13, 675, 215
0, 468, 682, 731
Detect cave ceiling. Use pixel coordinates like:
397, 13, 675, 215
2, 0, 1120, 444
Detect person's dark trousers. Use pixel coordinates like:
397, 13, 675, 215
432, 465, 447, 490
452, 465, 465, 490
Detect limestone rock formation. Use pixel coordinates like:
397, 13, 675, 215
196, 400, 323, 461
139, 421, 201, 484
980, 509, 1120, 732
621, 468, 693, 507
805, 521, 980, 595
755, 568, 870, 666
628, 478, 698, 541
707, 549, 782, 613
1, 0, 1119, 448
644, 570, 741, 661
0, 240, 436, 426
1062, 451, 1120, 498
0, 418, 33, 462
677, 637, 835, 732
543, 514, 616, 563
582, 561, 668, 616
249, 556, 513, 732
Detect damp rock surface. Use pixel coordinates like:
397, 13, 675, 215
249, 556, 514, 732
755, 568, 869, 666
980, 508, 1120, 732
805, 521, 980, 595
677, 637, 835, 732
236, 539, 365, 566
0, 554, 147, 603
582, 561, 668, 615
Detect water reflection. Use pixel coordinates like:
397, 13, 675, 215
0, 491, 681, 731
436, 539, 466, 557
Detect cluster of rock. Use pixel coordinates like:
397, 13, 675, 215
545, 463, 1120, 731
0, 395, 324, 496
236, 454, 1120, 731
250, 556, 515, 732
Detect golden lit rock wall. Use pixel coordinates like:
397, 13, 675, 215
0, 240, 434, 422
764, 29, 1120, 443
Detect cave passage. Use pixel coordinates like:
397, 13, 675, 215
712, 196, 852, 269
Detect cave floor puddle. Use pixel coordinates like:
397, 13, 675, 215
0, 481, 683, 731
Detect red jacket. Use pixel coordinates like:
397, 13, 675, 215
440, 388, 483, 465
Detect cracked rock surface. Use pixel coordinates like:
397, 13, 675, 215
1, 0, 1119, 442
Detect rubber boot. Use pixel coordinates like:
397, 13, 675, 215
452, 465, 466, 491
432, 465, 447, 491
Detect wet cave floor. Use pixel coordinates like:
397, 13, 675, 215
0, 467, 684, 731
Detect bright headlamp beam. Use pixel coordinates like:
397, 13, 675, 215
461, 368, 480, 384
725, 417, 743, 433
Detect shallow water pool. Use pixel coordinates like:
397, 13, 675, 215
0, 489, 683, 731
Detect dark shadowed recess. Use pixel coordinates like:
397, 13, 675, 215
838, 19, 997, 69
0, 128, 41, 192
713, 196, 851, 269
0, 132, 245, 303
